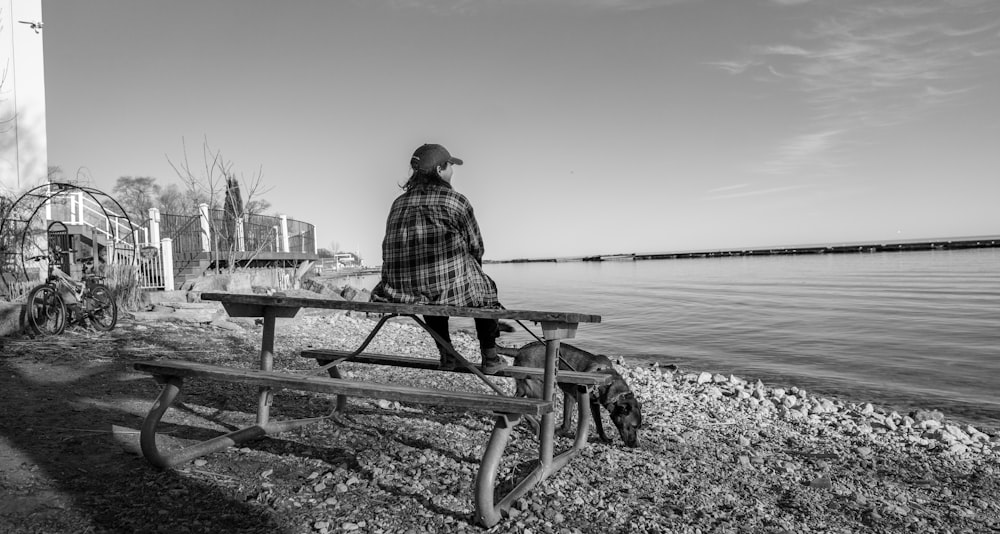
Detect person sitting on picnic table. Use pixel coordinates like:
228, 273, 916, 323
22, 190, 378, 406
371, 143, 506, 374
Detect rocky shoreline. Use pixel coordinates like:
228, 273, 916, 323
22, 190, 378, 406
123, 286, 1000, 531
4, 284, 998, 533
263, 310, 1000, 532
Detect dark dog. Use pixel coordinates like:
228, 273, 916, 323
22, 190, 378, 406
497, 341, 642, 447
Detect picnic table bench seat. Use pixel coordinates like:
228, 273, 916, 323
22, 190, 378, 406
132, 292, 602, 527
300, 348, 614, 385
134, 360, 553, 417
300, 348, 613, 418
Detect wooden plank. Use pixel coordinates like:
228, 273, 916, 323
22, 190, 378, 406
221, 303, 300, 319
134, 360, 552, 416
199, 292, 601, 324
301, 349, 613, 386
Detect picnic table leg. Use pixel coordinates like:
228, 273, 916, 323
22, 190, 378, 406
545, 385, 593, 472
257, 307, 277, 426
475, 331, 587, 526
328, 367, 348, 412
139, 375, 268, 469
474, 413, 518, 526
474, 393, 591, 527
538, 338, 560, 468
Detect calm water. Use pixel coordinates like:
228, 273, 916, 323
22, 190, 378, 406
341, 248, 1000, 431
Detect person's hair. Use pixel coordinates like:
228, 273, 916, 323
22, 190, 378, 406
401, 167, 451, 191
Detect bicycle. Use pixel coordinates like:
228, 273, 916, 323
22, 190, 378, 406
24, 248, 118, 335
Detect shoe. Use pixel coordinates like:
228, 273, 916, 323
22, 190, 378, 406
479, 347, 505, 375
438, 346, 458, 371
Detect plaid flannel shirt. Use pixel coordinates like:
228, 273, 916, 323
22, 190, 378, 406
371, 183, 499, 307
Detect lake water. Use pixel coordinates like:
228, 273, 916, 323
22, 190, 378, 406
337, 248, 1000, 431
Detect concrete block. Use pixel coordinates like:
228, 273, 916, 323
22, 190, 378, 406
0, 302, 26, 337
141, 290, 191, 307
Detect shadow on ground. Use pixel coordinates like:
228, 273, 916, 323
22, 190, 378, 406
0, 322, 292, 533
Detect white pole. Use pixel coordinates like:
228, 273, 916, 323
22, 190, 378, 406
199, 203, 211, 252
45, 183, 52, 221
149, 207, 160, 245
236, 216, 246, 252
279, 215, 290, 253
112, 219, 120, 263
161, 238, 175, 290
76, 191, 85, 224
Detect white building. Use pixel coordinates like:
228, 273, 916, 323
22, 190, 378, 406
0, 0, 47, 197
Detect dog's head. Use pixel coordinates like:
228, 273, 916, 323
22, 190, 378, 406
608, 393, 642, 448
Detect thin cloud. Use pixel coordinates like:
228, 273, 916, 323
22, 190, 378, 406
716, 0, 1000, 175
572, 0, 691, 8
706, 184, 750, 193
382, 0, 691, 12
706, 59, 759, 74
767, 1, 999, 122
706, 183, 812, 200
759, 130, 846, 177
754, 44, 811, 56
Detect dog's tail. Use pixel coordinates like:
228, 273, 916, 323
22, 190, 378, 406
496, 346, 520, 358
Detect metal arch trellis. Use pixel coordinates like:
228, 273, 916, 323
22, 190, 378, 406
0, 182, 141, 289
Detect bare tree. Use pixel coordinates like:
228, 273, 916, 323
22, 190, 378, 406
244, 198, 272, 217
167, 137, 272, 273
157, 183, 187, 215
112, 176, 160, 223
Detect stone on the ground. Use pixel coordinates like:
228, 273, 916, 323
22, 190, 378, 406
0, 301, 24, 337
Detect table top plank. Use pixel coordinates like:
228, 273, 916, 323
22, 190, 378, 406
200, 292, 601, 324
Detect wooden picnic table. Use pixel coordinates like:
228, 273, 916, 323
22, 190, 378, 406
133, 291, 602, 527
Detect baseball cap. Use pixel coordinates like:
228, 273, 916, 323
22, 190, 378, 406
410, 143, 464, 172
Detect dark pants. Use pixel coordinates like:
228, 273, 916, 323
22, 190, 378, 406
423, 315, 499, 353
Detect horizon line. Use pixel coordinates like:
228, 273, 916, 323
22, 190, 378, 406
486, 234, 1000, 263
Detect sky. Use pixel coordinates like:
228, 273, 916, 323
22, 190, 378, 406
40, 0, 1000, 264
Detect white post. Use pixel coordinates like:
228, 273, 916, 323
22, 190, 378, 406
273, 226, 280, 252
76, 191, 86, 224
199, 203, 211, 252
45, 183, 52, 221
112, 220, 121, 263
236, 216, 246, 252
279, 215, 290, 253
148, 208, 160, 244
161, 238, 175, 291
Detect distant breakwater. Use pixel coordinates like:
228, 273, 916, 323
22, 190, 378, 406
491, 236, 1000, 264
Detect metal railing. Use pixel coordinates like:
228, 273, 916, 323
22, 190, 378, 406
190, 209, 315, 256
45, 189, 143, 253
286, 217, 316, 254
159, 212, 202, 254
136, 246, 166, 290
244, 213, 280, 252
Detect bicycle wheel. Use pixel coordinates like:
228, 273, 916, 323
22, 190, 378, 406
85, 284, 118, 331
25, 284, 67, 335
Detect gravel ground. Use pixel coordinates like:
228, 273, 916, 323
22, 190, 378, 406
1, 308, 999, 533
